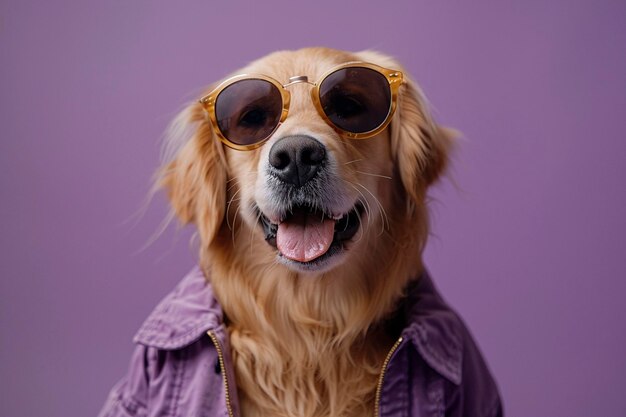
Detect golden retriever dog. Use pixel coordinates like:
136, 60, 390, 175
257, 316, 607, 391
149, 47, 499, 417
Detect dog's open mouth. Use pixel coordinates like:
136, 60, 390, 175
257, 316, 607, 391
259, 203, 364, 265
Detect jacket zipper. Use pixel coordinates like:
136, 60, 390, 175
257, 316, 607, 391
207, 330, 235, 417
374, 336, 403, 417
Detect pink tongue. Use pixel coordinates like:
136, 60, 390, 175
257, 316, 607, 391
276, 212, 335, 262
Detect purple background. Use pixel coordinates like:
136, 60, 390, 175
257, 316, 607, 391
1, 1, 625, 416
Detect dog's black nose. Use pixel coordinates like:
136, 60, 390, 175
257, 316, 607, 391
268, 136, 326, 187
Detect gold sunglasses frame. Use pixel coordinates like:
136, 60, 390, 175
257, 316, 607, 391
199, 62, 404, 151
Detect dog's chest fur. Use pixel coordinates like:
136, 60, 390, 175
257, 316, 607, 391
227, 323, 395, 417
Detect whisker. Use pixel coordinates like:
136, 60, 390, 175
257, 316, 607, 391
354, 170, 392, 180
226, 187, 242, 231
355, 182, 390, 236
250, 208, 264, 247
226, 182, 239, 194
343, 159, 363, 166
352, 207, 366, 244
226, 170, 257, 185
231, 204, 239, 247
345, 182, 372, 227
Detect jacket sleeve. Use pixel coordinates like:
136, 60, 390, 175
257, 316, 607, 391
98, 344, 151, 417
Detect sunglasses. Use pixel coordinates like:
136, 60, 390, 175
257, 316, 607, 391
199, 62, 404, 150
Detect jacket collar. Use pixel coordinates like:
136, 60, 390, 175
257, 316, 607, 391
134, 266, 463, 384
133, 266, 222, 349
400, 271, 463, 385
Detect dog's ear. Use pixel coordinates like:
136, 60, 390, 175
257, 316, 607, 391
157, 101, 227, 244
391, 78, 457, 205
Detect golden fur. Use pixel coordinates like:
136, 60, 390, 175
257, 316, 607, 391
158, 47, 453, 417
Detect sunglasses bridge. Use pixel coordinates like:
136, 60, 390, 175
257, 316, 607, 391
282, 75, 316, 88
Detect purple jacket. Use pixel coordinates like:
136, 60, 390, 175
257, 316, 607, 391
99, 267, 502, 417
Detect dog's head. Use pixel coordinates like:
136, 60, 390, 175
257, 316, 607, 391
159, 47, 453, 281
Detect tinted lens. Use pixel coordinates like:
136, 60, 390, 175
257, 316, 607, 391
319, 67, 392, 134
215, 79, 283, 146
